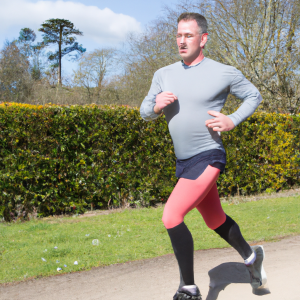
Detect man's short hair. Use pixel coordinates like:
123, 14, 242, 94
177, 12, 208, 34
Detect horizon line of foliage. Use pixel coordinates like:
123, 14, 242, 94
0, 103, 299, 222
1, 0, 299, 112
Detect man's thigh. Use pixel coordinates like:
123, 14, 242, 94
196, 182, 226, 229
162, 165, 220, 227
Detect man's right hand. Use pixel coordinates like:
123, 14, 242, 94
154, 92, 178, 114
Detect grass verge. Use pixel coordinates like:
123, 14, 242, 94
0, 195, 299, 284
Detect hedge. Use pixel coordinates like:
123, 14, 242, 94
0, 103, 299, 221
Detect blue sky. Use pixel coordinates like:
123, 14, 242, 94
61, 0, 170, 25
0, 0, 177, 77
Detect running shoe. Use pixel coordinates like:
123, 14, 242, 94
173, 285, 202, 300
246, 245, 267, 290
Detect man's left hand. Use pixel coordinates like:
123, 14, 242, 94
205, 111, 235, 132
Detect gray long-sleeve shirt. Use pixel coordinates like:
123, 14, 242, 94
140, 58, 262, 160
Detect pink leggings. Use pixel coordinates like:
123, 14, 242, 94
162, 165, 226, 230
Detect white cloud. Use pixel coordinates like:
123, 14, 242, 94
0, 0, 141, 45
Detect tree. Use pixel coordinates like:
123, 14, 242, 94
205, 0, 300, 114
73, 48, 117, 100
0, 41, 32, 102
170, 0, 300, 114
38, 19, 86, 85
18, 28, 44, 81
108, 19, 180, 107
18, 28, 36, 53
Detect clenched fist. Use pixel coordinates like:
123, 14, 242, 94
154, 92, 178, 114
205, 111, 235, 132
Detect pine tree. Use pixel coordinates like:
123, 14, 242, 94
38, 19, 86, 85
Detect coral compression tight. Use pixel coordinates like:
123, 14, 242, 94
162, 165, 226, 231
162, 165, 253, 287
162, 165, 226, 286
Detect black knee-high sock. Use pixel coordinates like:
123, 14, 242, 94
214, 215, 253, 260
167, 222, 194, 286
178, 265, 185, 289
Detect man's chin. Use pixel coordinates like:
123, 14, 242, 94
179, 53, 189, 60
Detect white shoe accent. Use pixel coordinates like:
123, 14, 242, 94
245, 251, 256, 265
261, 264, 267, 286
252, 245, 268, 287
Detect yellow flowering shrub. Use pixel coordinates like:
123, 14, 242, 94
0, 103, 299, 221
220, 112, 299, 196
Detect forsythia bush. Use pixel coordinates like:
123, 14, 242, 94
0, 103, 299, 221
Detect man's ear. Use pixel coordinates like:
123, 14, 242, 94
200, 33, 208, 48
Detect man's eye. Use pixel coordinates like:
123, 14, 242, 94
176, 34, 193, 38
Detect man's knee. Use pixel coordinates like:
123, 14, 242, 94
203, 213, 226, 230
162, 212, 183, 229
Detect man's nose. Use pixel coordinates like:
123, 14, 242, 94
180, 36, 186, 44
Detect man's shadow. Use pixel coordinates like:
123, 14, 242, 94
206, 262, 271, 300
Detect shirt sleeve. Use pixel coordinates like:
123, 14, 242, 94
140, 71, 163, 121
227, 69, 262, 126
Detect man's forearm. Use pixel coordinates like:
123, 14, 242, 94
229, 71, 263, 126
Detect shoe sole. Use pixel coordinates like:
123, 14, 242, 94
251, 245, 270, 295
176, 292, 202, 300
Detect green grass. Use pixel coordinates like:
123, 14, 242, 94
0, 195, 299, 284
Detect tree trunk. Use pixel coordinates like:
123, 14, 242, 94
58, 25, 62, 86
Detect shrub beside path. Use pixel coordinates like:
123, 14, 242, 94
1, 235, 299, 300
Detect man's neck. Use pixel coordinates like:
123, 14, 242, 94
183, 51, 205, 66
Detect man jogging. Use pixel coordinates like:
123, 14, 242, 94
140, 13, 267, 300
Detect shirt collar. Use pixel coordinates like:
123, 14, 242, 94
181, 57, 206, 68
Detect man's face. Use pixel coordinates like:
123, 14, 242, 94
176, 20, 206, 63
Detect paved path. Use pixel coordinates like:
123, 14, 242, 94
1, 235, 300, 300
